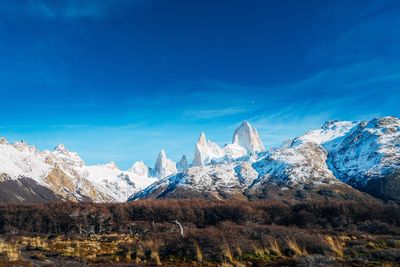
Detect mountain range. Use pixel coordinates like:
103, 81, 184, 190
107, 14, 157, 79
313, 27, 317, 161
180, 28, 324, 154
0, 116, 399, 203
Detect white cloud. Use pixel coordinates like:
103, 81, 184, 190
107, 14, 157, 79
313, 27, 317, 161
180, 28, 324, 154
184, 107, 248, 119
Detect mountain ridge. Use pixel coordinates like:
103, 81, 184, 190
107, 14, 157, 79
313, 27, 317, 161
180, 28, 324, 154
0, 116, 399, 203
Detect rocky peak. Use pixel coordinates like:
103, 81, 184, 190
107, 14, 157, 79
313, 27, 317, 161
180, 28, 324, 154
367, 116, 400, 128
13, 140, 37, 154
0, 137, 8, 145
54, 144, 68, 153
177, 155, 189, 171
232, 121, 265, 153
129, 161, 149, 176
51, 144, 85, 168
154, 150, 177, 179
322, 120, 340, 130
192, 133, 223, 167
105, 161, 119, 170
198, 132, 207, 146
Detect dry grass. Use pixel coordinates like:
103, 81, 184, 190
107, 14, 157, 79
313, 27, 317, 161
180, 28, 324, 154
252, 243, 266, 258
134, 244, 144, 264
0, 239, 20, 261
266, 237, 282, 257
143, 240, 162, 266
0, 200, 399, 265
325, 236, 344, 258
194, 241, 203, 263
286, 238, 308, 256
220, 242, 234, 263
234, 244, 242, 257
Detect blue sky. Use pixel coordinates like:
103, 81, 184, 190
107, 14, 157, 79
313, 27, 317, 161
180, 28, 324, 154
0, 0, 399, 169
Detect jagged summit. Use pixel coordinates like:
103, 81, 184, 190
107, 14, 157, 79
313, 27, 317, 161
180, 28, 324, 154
366, 116, 400, 128
1, 116, 400, 204
177, 155, 189, 171
232, 121, 265, 153
198, 132, 207, 146
129, 161, 149, 176
0, 137, 8, 145
154, 149, 177, 179
129, 116, 400, 203
104, 161, 119, 170
192, 122, 264, 167
54, 144, 67, 152
192, 133, 224, 167
13, 140, 37, 153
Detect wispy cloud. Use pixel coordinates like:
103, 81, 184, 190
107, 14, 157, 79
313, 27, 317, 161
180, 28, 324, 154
30, 1, 109, 19
0, 0, 139, 20
184, 107, 248, 119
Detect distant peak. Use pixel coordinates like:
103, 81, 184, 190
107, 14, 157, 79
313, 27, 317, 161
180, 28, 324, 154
0, 137, 8, 145
158, 149, 167, 159
154, 149, 177, 178
177, 154, 189, 171
197, 132, 207, 145
322, 120, 339, 130
129, 161, 149, 176
368, 116, 400, 128
54, 144, 67, 151
240, 120, 251, 128
105, 161, 119, 170
232, 121, 265, 153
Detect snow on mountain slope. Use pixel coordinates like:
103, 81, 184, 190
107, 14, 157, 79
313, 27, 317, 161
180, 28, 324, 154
293, 120, 357, 149
2, 117, 399, 203
329, 117, 399, 181
252, 142, 337, 185
128, 161, 259, 201
0, 140, 51, 182
292, 117, 400, 186
130, 118, 398, 202
0, 139, 157, 202
274, 116, 400, 201
85, 161, 157, 202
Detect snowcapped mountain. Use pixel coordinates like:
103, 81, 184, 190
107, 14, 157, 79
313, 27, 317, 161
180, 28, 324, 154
0, 140, 157, 202
129, 162, 259, 200
129, 117, 400, 202
286, 117, 400, 201
1, 117, 399, 203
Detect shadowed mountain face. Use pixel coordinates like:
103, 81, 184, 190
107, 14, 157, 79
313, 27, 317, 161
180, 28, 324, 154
0, 174, 61, 203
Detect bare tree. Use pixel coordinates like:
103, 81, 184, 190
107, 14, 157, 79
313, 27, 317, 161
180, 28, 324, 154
173, 220, 184, 238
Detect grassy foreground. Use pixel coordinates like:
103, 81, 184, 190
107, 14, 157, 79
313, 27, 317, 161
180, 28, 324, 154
0, 199, 399, 266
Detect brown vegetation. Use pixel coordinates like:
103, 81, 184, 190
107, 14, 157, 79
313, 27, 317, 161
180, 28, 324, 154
0, 199, 399, 266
